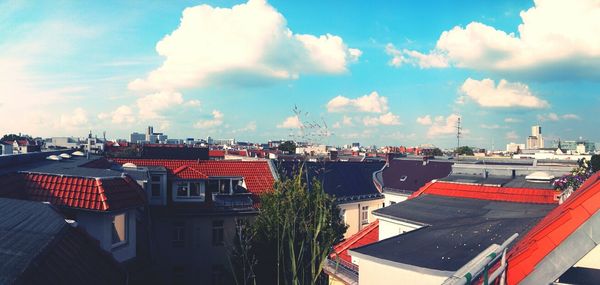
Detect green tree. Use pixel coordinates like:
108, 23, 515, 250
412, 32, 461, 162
1, 133, 31, 142
590, 154, 600, 173
278, 141, 297, 154
234, 167, 346, 285
455, 146, 474, 156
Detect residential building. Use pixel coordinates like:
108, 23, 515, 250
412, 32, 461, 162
0, 197, 126, 284
0, 141, 13, 155
109, 157, 277, 284
350, 176, 559, 285
277, 161, 386, 238
506, 142, 525, 153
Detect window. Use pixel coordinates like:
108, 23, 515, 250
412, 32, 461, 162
361, 206, 369, 225
206, 180, 219, 194
174, 182, 205, 201
219, 179, 231, 194
194, 226, 202, 249
207, 178, 243, 195
150, 175, 162, 197
172, 222, 185, 248
212, 220, 224, 246
172, 266, 185, 285
111, 213, 127, 247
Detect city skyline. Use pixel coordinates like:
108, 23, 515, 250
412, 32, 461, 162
1, 0, 599, 148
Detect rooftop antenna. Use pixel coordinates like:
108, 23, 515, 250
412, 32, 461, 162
456, 116, 462, 158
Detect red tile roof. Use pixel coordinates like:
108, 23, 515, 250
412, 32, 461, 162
110, 158, 275, 196
209, 150, 225, 157
22, 173, 146, 211
506, 172, 600, 284
331, 220, 379, 264
409, 181, 559, 204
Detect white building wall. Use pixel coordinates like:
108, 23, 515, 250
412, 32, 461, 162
377, 216, 423, 240
383, 191, 409, 206
355, 255, 449, 285
76, 209, 137, 262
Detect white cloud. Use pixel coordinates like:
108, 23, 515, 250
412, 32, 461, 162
136, 91, 184, 119
233, 121, 257, 133
504, 117, 521, 123
399, 0, 600, 79
386, 43, 448, 68
194, 110, 224, 128
416, 115, 432, 125
129, 0, 360, 91
506, 131, 519, 141
460, 78, 549, 108
59, 107, 89, 129
480, 124, 504, 129
426, 114, 466, 138
98, 105, 135, 124
277, 115, 302, 129
185, 99, 201, 107
363, 112, 401, 126
342, 115, 353, 126
327, 91, 389, 113
537, 113, 581, 122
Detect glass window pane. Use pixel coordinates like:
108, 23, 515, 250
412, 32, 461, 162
206, 180, 219, 193
190, 183, 201, 196
219, 179, 231, 194
111, 213, 127, 245
176, 183, 189, 197
151, 183, 161, 196
151, 175, 161, 182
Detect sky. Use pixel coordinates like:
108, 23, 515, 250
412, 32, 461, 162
1, 0, 599, 148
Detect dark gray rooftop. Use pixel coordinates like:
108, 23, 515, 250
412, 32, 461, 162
439, 174, 555, 189
0, 198, 126, 284
354, 195, 555, 272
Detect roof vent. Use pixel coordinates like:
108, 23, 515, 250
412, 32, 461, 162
72, 151, 85, 156
122, 162, 137, 168
46, 155, 62, 161
59, 153, 71, 159
525, 171, 555, 182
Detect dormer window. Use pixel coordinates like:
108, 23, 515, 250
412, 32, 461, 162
207, 178, 244, 195
174, 182, 205, 201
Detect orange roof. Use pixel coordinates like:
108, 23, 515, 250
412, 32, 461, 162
409, 181, 559, 204
110, 158, 275, 196
506, 172, 600, 284
331, 220, 379, 264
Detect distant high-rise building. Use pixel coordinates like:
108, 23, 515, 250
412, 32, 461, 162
527, 125, 544, 149
130, 132, 145, 143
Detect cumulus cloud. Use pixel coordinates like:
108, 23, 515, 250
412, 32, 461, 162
98, 105, 135, 124
194, 110, 224, 128
363, 112, 401, 126
129, 0, 361, 91
136, 91, 184, 119
460, 78, 549, 108
481, 124, 504, 129
426, 114, 467, 138
327, 91, 389, 113
416, 115, 432, 125
386, 43, 448, 68
504, 117, 521, 123
397, 0, 600, 80
59, 107, 89, 129
537, 113, 581, 122
277, 115, 302, 129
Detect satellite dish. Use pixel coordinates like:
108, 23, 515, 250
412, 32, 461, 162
59, 153, 71, 159
46, 155, 62, 161
72, 151, 85, 156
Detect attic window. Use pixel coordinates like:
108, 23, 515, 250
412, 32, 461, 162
400, 175, 408, 182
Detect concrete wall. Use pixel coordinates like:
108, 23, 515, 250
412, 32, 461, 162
356, 255, 448, 285
339, 198, 385, 239
382, 191, 409, 206
377, 216, 422, 240
76, 209, 137, 263
150, 212, 256, 284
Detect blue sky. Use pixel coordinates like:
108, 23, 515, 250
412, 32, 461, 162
1, 0, 599, 148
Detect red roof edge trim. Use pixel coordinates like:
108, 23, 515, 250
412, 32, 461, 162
330, 220, 379, 263
408, 181, 436, 200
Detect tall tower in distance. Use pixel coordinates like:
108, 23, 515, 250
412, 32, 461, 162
527, 125, 544, 149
